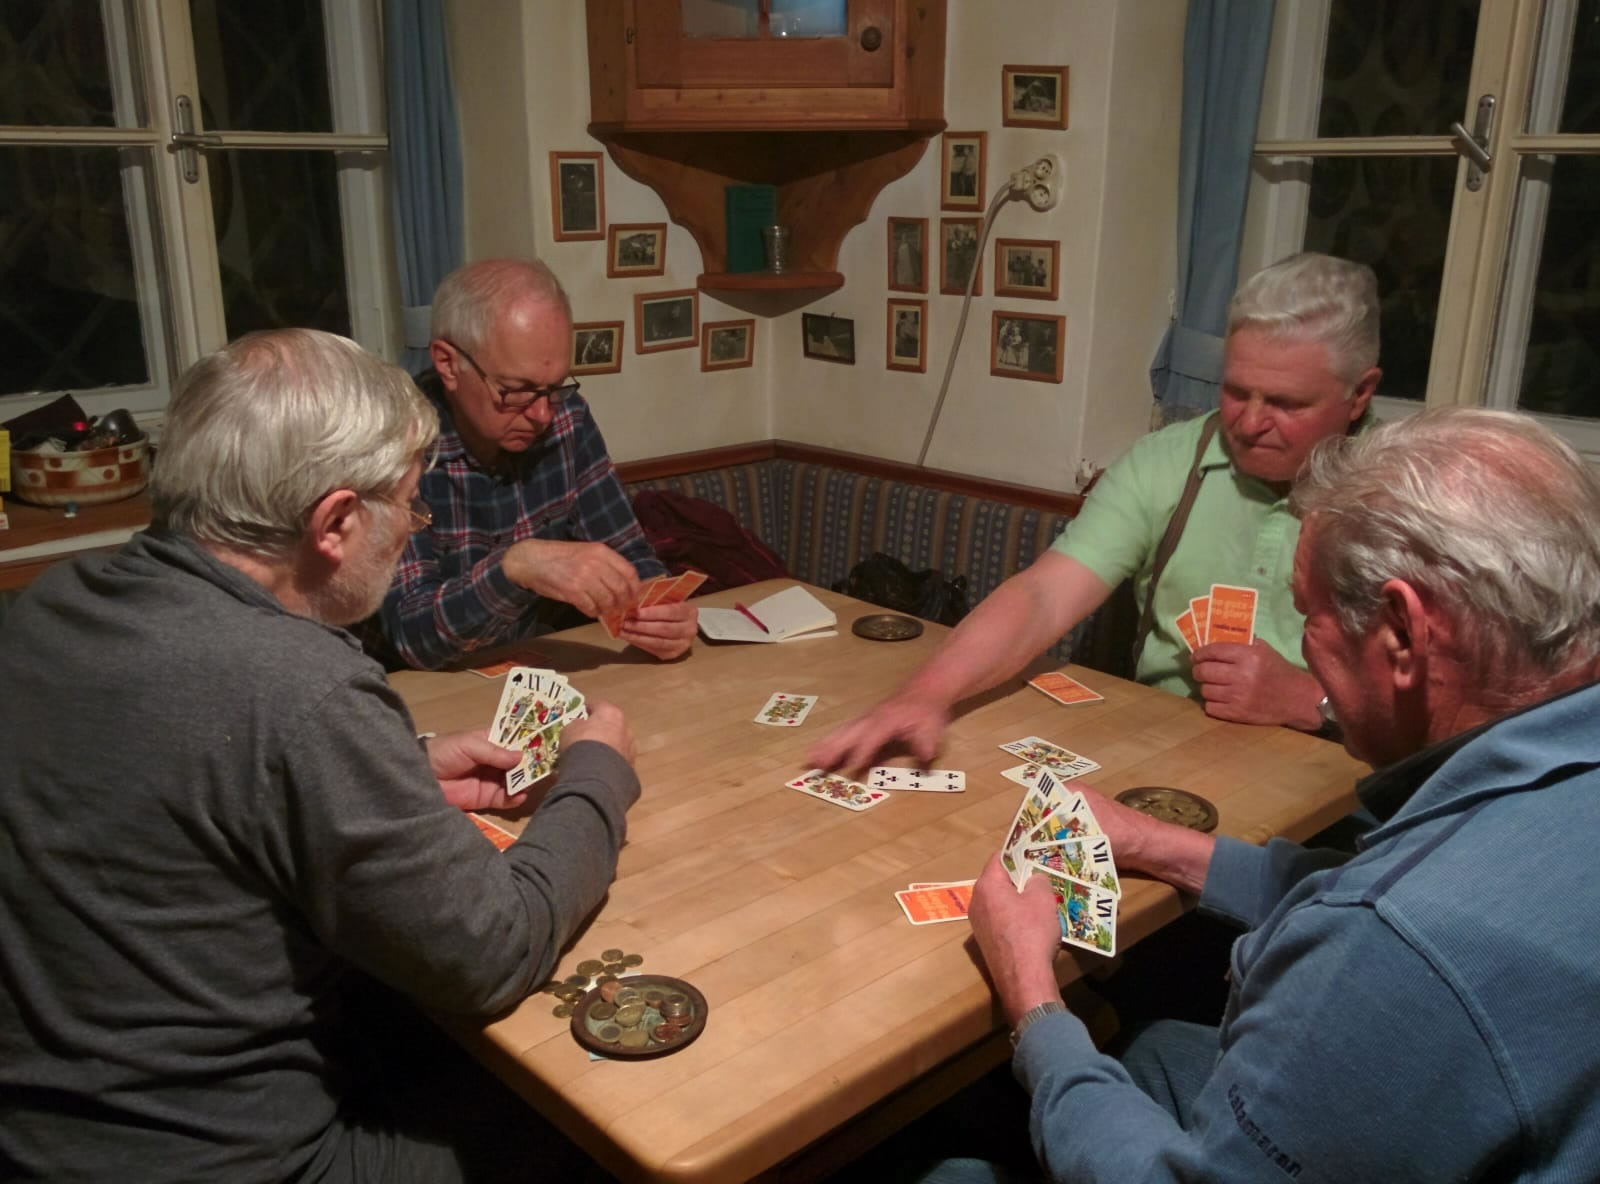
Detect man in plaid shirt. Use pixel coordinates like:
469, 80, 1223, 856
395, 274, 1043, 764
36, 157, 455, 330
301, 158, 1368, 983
378, 259, 697, 670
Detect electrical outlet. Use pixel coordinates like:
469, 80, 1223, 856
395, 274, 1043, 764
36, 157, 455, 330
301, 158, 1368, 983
1022, 153, 1062, 211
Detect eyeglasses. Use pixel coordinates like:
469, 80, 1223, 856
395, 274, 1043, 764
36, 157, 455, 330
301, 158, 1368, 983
369, 493, 432, 533
444, 339, 580, 411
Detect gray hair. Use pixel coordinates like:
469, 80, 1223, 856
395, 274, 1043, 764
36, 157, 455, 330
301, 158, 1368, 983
429, 259, 573, 353
151, 328, 438, 556
1292, 408, 1600, 681
1228, 252, 1380, 383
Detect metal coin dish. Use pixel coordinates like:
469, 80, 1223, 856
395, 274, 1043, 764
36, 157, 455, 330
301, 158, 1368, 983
1114, 786, 1219, 833
852, 612, 925, 642
571, 974, 708, 1060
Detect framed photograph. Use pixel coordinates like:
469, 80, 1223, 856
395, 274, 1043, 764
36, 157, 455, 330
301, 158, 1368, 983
634, 289, 699, 353
886, 299, 928, 373
939, 217, 983, 296
994, 238, 1060, 301
549, 151, 604, 241
940, 131, 986, 212
801, 312, 855, 365
570, 321, 623, 375
701, 318, 755, 371
1002, 65, 1069, 129
886, 216, 928, 293
991, 310, 1065, 384
606, 222, 667, 277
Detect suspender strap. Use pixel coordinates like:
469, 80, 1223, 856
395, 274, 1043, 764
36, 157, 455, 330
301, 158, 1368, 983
1131, 412, 1220, 669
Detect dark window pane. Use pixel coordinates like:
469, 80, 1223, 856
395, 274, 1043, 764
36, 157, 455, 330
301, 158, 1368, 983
188, 0, 333, 133
1555, 0, 1600, 134
0, 1, 119, 127
1516, 155, 1600, 419
1316, 0, 1479, 138
0, 148, 149, 394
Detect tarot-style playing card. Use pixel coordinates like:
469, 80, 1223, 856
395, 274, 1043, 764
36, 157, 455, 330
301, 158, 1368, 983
895, 883, 975, 925
1174, 609, 1201, 654
785, 769, 889, 812
1027, 672, 1104, 706
755, 692, 818, 727
494, 681, 585, 749
1190, 595, 1212, 645
1024, 786, 1105, 847
996, 737, 1100, 779
1038, 868, 1118, 957
999, 776, 1064, 886
867, 767, 965, 792
1021, 835, 1120, 896
1207, 584, 1259, 646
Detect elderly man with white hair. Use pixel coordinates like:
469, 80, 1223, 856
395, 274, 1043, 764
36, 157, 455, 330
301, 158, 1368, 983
0, 329, 639, 1182
814, 251, 1383, 773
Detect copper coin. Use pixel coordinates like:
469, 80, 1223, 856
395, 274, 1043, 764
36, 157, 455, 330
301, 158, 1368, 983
595, 974, 618, 988
642, 989, 666, 1007
551, 1003, 572, 1018
589, 1001, 617, 1022
614, 1003, 645, 1028
622, 953, 644, 968
1114, 786, 1219, 833
852, 613, 924, 641
596, 1023, 621, 1044
575, 959, 605, 978
618, 1027, 650, 1050
651, 1023, 681, 1044
600, 948, 625, 962
603, 962, 626, 975
598, 980, 622, 1003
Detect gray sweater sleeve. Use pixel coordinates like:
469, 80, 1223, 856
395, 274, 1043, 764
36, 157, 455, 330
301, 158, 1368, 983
258, 669, 638, 1017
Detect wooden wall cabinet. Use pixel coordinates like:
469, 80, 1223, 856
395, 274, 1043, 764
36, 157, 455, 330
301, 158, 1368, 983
585, 0, 946, 307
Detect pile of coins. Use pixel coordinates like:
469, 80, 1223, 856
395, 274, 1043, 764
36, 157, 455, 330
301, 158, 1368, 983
540, 947, 645, 1018
584, 981, 695, 1049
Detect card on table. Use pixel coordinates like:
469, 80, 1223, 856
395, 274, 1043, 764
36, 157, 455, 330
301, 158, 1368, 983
1206, 583, 1259, 646
1189, 595, 1212, 645
907, 879, 977, 891
1027, 671, 1104, 706
785, 769, 889, 812
1173, 610, 1201, 654
1038, 868, 1119, 957
895, 882, 975, 925
755, 692, 818, 727
470, 812, 519, 851
1021, 835, 1120, 896
867, 767, 965, 792
996, 737, 1100, 780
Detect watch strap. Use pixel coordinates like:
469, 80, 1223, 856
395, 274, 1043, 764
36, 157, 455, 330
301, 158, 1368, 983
1010, 1000, 1068, 1048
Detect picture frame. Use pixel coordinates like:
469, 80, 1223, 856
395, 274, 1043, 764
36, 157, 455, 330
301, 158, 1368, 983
634, 289, 699, 353
801, 312, 855, 365
549, 151, 605, 242
886, 216, 928, 293
993, 238, 1060, 301
1002, 65, 1069, 130
940, 131, 987, 212
991, 310, 1065, 384
939, 217, 983, 296
886, 299, 928, 373
570, 321, 623, 375
606, 222, 667, 277
701, 319, 755, 371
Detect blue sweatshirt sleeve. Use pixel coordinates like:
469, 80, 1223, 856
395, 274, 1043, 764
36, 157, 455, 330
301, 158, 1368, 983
1199, 835, 1352, 930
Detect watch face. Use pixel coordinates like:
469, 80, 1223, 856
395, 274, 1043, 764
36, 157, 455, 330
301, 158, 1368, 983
1319, 695, 1338, 725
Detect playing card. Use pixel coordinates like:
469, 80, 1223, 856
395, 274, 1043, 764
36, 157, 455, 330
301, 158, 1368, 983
785, 769, 889, 812
999, 776, 1063, 886
867, 767, 965, 792
1027, 671, 1104, 706
1189, 595, 1212, 645
602, 571, 710, 638
907, 879, 977, 890
651, 569, 708, 606
895, 883, 975, 925
1207, 583, 1258, 646
1021, 835, 1120, 896
996, 737, 1100, 779
1174, 609, 1201, 654
1024, 786, 1105, 846
755, 692, 817, 727
494, 682, 585, 748
1038, 868, 1118, 957
470, 812, 519, 851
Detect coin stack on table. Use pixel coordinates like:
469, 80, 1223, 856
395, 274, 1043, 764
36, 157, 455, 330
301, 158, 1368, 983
539, 947, 645, 1018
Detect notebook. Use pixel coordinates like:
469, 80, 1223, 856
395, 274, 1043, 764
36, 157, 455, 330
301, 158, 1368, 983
697, 585, 838, 644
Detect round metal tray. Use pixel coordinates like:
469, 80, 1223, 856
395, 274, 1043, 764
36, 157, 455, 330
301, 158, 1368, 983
569, 974, 708, 1059
1114, 786, 1218, 833
851, 613, 924, 641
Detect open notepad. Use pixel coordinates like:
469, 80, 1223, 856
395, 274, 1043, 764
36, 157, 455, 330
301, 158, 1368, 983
697, 585, 839, 644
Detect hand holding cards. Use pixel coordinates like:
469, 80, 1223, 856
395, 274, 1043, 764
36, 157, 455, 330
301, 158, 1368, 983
490, 666, 589, 794
1176, 583, 1258, 652
601, 570, 708, 640
997, 769, 1119, 957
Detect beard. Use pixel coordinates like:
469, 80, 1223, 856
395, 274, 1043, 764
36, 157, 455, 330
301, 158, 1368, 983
306, 518, 405, 627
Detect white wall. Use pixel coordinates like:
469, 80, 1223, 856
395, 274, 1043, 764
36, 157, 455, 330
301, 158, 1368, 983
446, 0, 1183, 480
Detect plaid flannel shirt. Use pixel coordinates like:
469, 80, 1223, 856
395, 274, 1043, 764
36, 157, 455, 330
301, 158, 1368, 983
379, 372, 663, 669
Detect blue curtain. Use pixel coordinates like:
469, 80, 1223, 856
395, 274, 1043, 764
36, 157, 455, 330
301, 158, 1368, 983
385, 0, 465, 373
1150, 0, 1276, 415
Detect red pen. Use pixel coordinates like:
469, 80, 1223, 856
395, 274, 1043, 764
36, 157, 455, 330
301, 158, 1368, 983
733, 602, 770, 634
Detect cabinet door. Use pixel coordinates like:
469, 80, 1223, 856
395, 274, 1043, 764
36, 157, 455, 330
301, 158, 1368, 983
637, 0, 894, 89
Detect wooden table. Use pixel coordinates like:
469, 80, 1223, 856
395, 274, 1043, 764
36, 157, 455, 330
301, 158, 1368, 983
392, 580, 1366, 1184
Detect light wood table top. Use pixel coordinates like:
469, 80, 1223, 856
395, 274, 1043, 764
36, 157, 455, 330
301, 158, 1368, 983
391, 580, 1367, 1184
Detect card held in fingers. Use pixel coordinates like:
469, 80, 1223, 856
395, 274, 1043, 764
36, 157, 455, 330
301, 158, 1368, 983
1024, 786, 1105, 846
1190, 595, 1212, 645
1039, 868, 1118, 957
1022, 835, 1120, 896
868, 767, 965, 792
785, 769, 888, 812
755, 692, 817, 727
1173, 609, 1201, 654
1207, 583, 1259, 646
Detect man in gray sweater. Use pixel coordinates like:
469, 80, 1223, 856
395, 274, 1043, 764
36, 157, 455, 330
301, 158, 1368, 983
0, 329, 639, 1181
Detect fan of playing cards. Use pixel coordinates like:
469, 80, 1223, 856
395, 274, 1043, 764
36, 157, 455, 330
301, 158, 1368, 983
490, 667, 589, 795
998, 768, 1120, 957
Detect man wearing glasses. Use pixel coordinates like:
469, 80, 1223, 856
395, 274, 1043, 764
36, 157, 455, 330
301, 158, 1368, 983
379, 258, 696, 670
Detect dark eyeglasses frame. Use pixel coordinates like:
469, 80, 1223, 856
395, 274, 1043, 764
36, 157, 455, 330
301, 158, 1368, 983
444, 338, 580, 411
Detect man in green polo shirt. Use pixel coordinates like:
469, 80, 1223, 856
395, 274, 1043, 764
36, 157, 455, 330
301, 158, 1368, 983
811, 252, 1381, 773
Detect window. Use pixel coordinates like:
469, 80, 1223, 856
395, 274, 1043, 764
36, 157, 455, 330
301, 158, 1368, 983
0, 0, 393, 426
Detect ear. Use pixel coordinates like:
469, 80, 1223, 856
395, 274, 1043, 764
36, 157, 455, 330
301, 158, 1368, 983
1374, 577, 1428, 691
304, 489, 363, 565
430, 339, 460, 390
1348, 366, 1381, 423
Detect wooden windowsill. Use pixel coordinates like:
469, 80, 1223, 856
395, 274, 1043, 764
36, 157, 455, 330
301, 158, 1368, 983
0, 492, 152, 590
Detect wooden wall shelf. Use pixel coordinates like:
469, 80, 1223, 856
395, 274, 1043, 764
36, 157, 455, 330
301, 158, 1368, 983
698, 271, 844, 295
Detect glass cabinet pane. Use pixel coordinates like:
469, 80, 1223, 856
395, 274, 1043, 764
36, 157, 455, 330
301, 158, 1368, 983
681, 0, 847, 39
682, 0, 759, 38
770, 1, 847, 37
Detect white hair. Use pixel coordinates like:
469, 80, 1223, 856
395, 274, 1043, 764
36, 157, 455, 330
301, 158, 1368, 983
151, 329, 438, 556
429, 258, 573, 353
1292, 408, 1600, 680
1228, 252, 1380, 383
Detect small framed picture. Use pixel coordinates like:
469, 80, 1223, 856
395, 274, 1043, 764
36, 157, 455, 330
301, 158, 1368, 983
571, 321, 623, 375
634, 289, 699, 353
886, 216, 928, 293
549, 151, 604, 242
939, 217, 983, 296
701, 318, 755, 371
606, 223, 667, 277
886, 299, 927, 373
1002, 65, 1069, 129
940, 131, 986, 212
991, 310, 1065, 384
801, 312, 855, 365
994, 238, 1060, 301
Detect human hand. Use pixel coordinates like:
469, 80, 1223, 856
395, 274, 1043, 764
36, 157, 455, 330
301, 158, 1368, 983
503, 539, 641, 619
619, 601, 696, 660
806, 691, 950, 774
563, 701, 637, 765
425, 729, 525, 811
1191, 640, 1325, 731
968, 854, 1067, 1026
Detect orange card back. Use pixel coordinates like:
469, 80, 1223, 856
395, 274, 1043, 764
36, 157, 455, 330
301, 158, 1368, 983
1207, 584, 1258, 645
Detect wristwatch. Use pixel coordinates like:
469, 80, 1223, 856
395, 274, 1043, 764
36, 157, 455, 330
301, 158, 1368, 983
1317, 695, 1337, 727
1010, 1000, 1069, 1048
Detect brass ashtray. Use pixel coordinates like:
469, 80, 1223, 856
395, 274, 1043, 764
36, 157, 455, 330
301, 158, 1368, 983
1115, 787, 1218, 833
570, 974, 707, 1059
852, 613, 924, 641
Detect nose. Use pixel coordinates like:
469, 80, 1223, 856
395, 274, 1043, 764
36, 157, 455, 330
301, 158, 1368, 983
522, 397, 555, 431
1234, 396, 1270, 438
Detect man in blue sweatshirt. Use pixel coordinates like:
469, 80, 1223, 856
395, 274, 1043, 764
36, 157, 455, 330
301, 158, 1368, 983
945, 407, 1600, 1182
